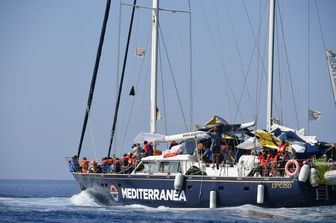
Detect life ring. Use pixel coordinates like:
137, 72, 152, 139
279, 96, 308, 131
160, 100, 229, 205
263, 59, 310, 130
285, 159, 300, 177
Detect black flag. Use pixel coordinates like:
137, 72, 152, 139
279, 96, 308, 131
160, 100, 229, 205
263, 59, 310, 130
129, 86, 135, 96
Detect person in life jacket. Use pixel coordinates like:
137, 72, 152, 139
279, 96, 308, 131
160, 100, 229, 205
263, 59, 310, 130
101, 157, 111, 173
278, 140, 290, 176
88, 160, 98, 173
270, 149, 280, 176
259, 150, 270, 176
80, 157, 89, 173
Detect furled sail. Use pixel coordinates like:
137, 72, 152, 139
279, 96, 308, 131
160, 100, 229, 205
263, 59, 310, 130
326, 49, 336, 104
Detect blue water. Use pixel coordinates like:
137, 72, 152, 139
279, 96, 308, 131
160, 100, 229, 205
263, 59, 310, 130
0, 179, 335, 223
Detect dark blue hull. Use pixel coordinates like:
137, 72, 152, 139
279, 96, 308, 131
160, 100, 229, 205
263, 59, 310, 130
73, 173, 336, 208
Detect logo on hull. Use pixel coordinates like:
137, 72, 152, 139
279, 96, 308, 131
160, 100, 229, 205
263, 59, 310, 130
109, 184, 119, 202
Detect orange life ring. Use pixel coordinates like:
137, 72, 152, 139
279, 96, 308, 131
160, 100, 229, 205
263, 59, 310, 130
285, 159, 300, 177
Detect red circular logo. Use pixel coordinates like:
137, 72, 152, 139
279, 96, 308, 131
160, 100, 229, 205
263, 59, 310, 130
109, 184, 119, 202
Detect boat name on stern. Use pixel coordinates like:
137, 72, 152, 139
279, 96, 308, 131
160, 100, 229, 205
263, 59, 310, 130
121, 188, 187, 201
271, 182, 292, 189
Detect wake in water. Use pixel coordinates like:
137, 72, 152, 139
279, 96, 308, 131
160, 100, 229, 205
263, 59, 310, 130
1, 190, 336, 223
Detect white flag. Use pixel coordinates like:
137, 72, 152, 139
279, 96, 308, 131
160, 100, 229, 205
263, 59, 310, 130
326, 49, 336, 104
308, 109, 322, 121
156, 107, 161, 121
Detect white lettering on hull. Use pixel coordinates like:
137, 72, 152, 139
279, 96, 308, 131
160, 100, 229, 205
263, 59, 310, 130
121, 188, 187, 202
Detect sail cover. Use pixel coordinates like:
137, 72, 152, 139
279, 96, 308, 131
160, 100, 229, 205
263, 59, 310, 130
326, 49, 336, 104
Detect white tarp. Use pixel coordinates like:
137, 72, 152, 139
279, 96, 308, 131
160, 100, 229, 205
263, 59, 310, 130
133, 132, 165, 143
271, 123, 318, 144
326, 49, 336, 104
291, 143, 306, 153
236, 137, 263, 150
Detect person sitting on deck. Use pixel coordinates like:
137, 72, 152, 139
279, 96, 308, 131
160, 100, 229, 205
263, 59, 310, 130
88, 160, 98, 173
169, 141, 178, 149
102, 157, 110, 173
132, 143, 142, 158
80, 157, 89, 173
144, 141, 154, 156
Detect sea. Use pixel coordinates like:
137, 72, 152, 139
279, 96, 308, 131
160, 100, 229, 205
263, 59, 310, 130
0, 179, 335, 223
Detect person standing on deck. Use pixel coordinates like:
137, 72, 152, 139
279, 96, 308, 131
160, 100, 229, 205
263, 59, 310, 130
210, 126, 222, 169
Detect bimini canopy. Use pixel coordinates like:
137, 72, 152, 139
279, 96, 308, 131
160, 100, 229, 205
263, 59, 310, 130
133, 132, 165, 143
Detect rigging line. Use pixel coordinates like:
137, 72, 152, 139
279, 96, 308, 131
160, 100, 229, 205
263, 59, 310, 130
121, 27, 152, 147
275, 9, 283, 124
277, 3, 300, 129
188, 0, 193, 131
88, 116, 98, 161
223, 0, 254, 123
198, 0, 243, 121
77, 0, 111, 158
242, 0, 267, 124
308, 0, 310, 135
214, 0, 232, 121
242, 0, 283, 120
114, 1, 123, 151
314, 1, 336, 111
254, 0, 263, 130
314, 0, 326, 51
108, 0, 137, 158
89, 113, 110, 143
158, 41, 168, 135
158, 23, 189, 132
242, 0, 269, 84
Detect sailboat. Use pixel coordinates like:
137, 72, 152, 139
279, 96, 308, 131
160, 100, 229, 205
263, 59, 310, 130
69, 0, 336, 208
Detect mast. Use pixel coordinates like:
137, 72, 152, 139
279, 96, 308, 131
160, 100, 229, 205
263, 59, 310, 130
150, 0, 159, 134
266, 0, 275, 132
77, 0, 111, 158
107, 0, 137, 157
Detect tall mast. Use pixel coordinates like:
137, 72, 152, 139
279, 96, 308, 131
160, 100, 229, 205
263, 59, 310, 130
266, 0, 275, 132
150, 0, 159, 133
77, 0, 111, 158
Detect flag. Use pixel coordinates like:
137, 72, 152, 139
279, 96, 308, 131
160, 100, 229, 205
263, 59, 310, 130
326, 49, 336, 104
129, 86, 135, 96
136, 47, 145, 58
308, 109, 322, 121
156, 107, 161, 121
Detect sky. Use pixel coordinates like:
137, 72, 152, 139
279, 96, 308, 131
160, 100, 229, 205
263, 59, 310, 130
1, 0, 336, 180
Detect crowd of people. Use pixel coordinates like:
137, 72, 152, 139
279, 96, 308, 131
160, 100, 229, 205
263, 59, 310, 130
256, 142, 291, 176
69, 141, 156, 174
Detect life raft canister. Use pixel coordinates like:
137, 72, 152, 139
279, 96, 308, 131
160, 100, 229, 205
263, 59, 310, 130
285, 159, 300, 177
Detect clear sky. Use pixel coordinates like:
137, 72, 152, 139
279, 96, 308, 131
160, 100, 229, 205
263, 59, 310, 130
1, 0, 336, 180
